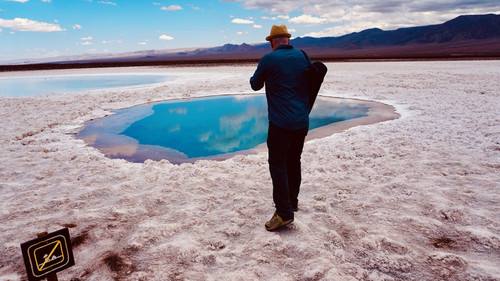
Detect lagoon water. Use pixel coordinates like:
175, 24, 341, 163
0, 74, 169, 97
78, 95, 370, 163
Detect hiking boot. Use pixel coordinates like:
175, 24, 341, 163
265, 212, 293, 231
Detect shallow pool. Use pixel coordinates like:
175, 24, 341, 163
77, 95, 370, 164
0, 74, 170, 97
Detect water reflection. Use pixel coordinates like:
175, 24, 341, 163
77, 95, 369, 164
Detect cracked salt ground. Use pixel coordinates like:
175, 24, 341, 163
0, 61, 499, 280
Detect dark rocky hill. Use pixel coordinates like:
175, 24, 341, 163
291, 14, 500, 48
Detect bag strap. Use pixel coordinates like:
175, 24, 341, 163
300, 50, 312, 67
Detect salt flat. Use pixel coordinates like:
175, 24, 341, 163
0, 61, 499, 280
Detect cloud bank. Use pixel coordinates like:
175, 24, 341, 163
161, 5, 182, 11
0, 18, 65, 32
232, 18, 255, 24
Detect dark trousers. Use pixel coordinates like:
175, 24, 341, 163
267, 122, 308, 221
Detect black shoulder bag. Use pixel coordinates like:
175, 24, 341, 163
301, 50, 328, 113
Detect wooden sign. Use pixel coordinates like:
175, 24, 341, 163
21, 228, 75, 281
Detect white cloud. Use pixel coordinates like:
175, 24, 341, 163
289, 14, 327, 24
253, 24, 262, 28
41, 0, 52, 3
102, 39, 122, 44
303, 5, 459, 37
81, 36, 93, 40
98, 1, 116, 5
6, 0, 29, 2
72, 24, 82, 30
261, 15, 289, 21
159, 35, 174, 40
226, 0, 500, 15
81, 41, 92, 45
138, 42, 147, 45
223, 0, 500, 38
226, 0, 300, 14
0, 18, 65, 32
232, 18, 254, 24
161, 5, 182, 11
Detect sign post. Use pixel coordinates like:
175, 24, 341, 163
21, 228, 75, 281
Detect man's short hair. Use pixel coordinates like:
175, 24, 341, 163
271, 36, 289, 44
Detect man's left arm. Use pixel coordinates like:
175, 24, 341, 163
250, 59, 267, 91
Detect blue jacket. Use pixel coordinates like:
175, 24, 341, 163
250, 44, 310, 130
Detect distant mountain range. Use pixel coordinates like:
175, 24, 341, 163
180, 13, 500, 59
2, 14, 499, 70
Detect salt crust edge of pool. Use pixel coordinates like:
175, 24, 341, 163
78, 94, 399, 164
306, 97, 399, 142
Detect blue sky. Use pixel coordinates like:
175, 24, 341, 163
1, 0, 499, 62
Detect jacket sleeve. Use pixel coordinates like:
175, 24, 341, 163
250, 59, 267, 91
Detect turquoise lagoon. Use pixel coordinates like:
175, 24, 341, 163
77, 95, 370, 164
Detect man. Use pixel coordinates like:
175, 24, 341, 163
250, 25, 310, 231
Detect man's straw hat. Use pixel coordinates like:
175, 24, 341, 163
266, 25, 292, 41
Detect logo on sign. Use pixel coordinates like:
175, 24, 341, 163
33, 239, 65, 272
21, 228, 75, 281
